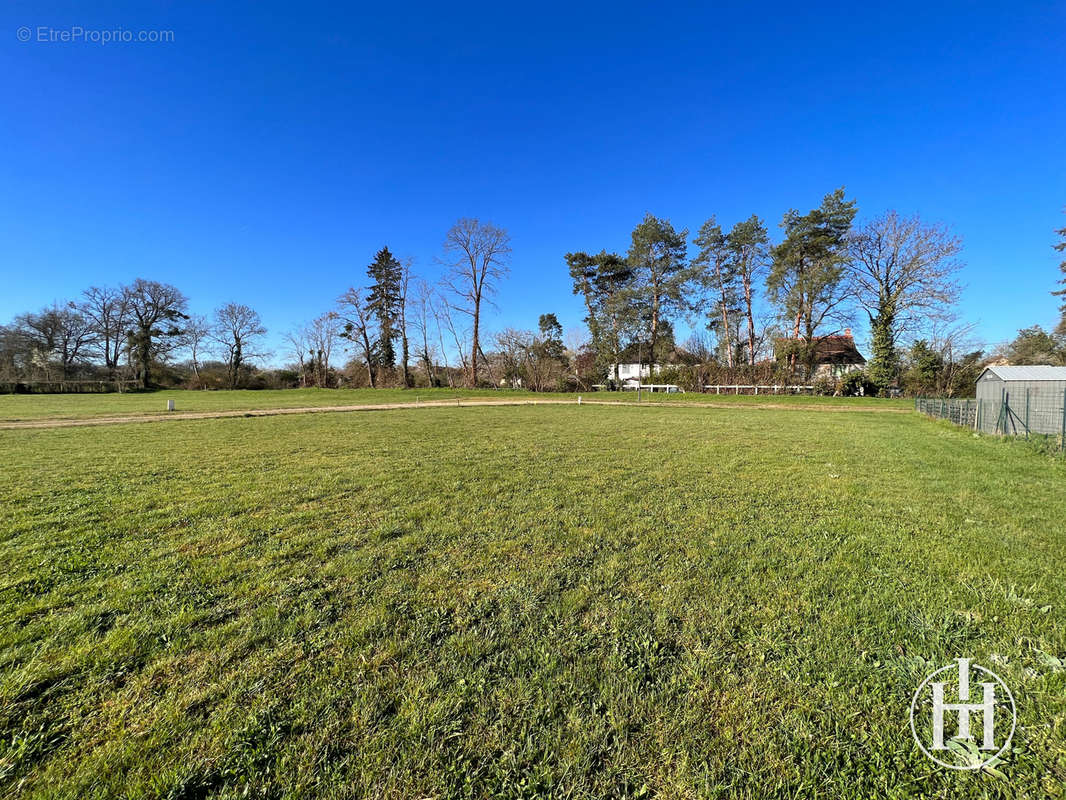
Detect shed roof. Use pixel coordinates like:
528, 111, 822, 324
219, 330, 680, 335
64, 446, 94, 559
977, 365, 1066, 382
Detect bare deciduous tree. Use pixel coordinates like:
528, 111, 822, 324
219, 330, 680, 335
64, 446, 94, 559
184, 314, 211, 388
16, 304, 97, 379
80, 286, 130, 379
848, 211, 963, 390
124, 279, 189, 388
284, 327, 310, 386
398, 259, 413, 387
435, 291, 468, 381
211, 303, 268, 389
337, 288, 377, 388
440, 218, 511, 386
306, 312, 340, 387
494, 328, 529, 389
409, 278, 440, 386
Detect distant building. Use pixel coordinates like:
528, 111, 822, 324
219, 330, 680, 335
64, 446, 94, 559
610, 362, 661, 385
774, 329, 866, 377
607, 342, 697, 387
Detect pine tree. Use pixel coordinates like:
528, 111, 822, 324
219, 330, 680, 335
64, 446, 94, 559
693, 218, 739, 367
726, 216, 770, 366
1053, 215, 1066, 334
365, 247, 403, 372
768, 188, 857, 374
627, 214, 689, 366
567, 251, 633, 383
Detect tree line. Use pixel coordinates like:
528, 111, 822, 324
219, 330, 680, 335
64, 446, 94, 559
0, 279, 268, 390
0, 218, 515, 392
567, 188, 968, 395
290, 218, 515, 391
3, 202, 1063, 395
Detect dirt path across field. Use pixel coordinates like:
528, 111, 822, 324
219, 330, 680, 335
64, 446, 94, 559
0, 397, 912, 430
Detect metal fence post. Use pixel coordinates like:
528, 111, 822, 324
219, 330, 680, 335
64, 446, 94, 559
1025, 388, 1030, 439
1061, 386, 1066, 454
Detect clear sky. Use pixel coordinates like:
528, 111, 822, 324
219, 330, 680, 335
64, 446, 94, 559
2, 1, 1064, 364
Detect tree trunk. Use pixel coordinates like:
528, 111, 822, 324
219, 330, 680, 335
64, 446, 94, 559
361, 331, 376, 388
649, 305, 659, 374
419, 324, 435, 387
401, 334, 410, 387
720, 300, 733, 369
789, 309, 802, 372
611, 316, 621, 385
714, 259, 733, 368
470, 295, 481, 387
743, 274, 756, 366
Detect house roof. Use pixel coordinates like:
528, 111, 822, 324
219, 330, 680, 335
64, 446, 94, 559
813, 336, 866, 365
774, 335, 866, 365
977, 365, 1066, 382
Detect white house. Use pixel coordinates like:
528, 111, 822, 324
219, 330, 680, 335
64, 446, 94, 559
609, 362, 662, 384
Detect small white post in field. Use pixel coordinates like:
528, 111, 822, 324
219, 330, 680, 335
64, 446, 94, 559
578, 395, 582, 405
166, 399, 175, 411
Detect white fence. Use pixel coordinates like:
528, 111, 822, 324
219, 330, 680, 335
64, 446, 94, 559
703, 385, 815, 395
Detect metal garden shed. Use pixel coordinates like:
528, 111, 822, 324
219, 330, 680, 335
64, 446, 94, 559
974, 365, 1066, 435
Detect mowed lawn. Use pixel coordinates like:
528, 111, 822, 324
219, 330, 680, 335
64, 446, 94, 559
1, 404, 1063, 798
0, 388, 911, 422
0, 388, 525, 422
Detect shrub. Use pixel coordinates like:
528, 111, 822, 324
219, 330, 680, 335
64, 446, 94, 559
839, 370, 875, 397
811, 374, 839, 396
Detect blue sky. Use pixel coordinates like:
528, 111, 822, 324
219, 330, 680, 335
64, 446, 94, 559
2, 1, 1064, 364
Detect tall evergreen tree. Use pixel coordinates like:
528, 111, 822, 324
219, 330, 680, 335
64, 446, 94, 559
726, 216, 770, 366
768, 188, 857, 374
1053, 213, 1066, 334
567, 250, 633, 383
537, 313, 565, 361
626, 214, 689, 367
365, 247, 404, 373
693, 218, 739, 367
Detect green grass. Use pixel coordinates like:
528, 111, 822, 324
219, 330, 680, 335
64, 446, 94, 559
0, 388, 523, 421
1, 405, 1062, 798
0, 387, 910, 422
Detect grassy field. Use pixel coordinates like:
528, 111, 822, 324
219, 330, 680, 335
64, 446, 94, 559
0, 388, 523, 421
0, 387, 911, 422
1, 403, 1063, 798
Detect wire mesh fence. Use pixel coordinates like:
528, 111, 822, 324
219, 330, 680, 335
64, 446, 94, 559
916, 390, 1066, 451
